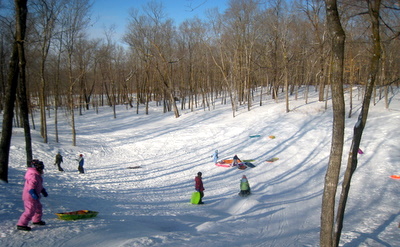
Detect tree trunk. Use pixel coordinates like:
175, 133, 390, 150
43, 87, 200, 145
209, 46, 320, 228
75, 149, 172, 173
0, 43, 19, 183
320, 0, 346, 246
0, 0, 29, 182
69, 84, 77, 146
68, 55, 77, 146
284, 51, 290, 113
334, 1, 381, 246
15, 0, 32, 165
39, 74, 47, 143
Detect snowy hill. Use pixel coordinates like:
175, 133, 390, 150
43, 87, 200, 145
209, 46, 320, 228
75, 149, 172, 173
1, 87, 399, 247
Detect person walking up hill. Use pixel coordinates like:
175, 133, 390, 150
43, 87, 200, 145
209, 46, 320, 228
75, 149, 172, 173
54, 152, 64, 172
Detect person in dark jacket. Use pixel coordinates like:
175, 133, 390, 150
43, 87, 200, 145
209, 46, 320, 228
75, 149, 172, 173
232, 154, 241, 167
54, 152, 64, 172
76, 154, 84, 173
17, 160, 48, 231
195, 172, 205, 204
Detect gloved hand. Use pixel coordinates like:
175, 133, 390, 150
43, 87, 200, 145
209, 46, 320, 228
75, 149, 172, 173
41, 188, 48, 197
29, 189, 39, 200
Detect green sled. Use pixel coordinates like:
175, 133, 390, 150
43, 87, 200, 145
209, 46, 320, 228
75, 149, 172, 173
56, 210, 98, 220
191, 192, 201, 204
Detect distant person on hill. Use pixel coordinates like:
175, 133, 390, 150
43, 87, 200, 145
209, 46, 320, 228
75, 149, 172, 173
232, 154, 240, 167
238, 175, 251, 197
212, 150, 219, 163
17, 160, 48, 231
76, 154, 84, 174
54, 152, 64, 172
195, 172, 205, 204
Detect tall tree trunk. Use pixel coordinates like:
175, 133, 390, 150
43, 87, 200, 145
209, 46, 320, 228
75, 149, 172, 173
68, 53, 77, 146
334, 1, 381, 246
15, 0, 32, 165
284, 51, 290, 113
0, 0, 29, 182
39, 75, 47, 143
54, 39, 63, 143
320, 0, 346, 246
0, 43, 19, 183
69, 84, 77, 146
0, 37, 5, 113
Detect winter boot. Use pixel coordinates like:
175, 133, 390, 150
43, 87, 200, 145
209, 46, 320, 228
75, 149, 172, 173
17, 225, 31, 231
33, 221, 46, 225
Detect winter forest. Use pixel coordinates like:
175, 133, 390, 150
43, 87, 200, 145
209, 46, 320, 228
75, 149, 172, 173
0, 0, 399, 246
0, 0, 398, 143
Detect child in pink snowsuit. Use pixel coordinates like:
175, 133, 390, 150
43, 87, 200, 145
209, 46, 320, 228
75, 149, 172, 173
17, 160, 48, 231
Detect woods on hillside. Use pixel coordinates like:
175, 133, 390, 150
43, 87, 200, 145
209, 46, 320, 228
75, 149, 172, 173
0, 1, 397, 124
0, 1, 399, 246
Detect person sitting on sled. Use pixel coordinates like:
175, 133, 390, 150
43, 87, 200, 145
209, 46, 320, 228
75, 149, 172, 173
232, 154, 240, 167
17, 160, 48, 231
239, 175, 251, 197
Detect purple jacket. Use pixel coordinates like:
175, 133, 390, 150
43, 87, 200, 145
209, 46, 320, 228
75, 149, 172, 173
22, 167, 44, 201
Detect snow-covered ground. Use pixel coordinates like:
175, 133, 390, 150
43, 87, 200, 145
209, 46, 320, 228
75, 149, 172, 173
1, 86, 399, 247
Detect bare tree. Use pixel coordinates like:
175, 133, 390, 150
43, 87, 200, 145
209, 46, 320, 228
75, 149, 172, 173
74, 38, 96, 114
0, 15, 13, 114
15, 0, 32, 166
125, 1, 180, 118
334, 0, 382, 246
207, 6, 240, 117
302, 0, 328, 101
0, 0, 29, 182
60, 0, 91, 146
31, 0, 66, 143
52, 24, 65, 143
320, 0, 346, 246
177, 17, 208, 112
224, 0, 261, 112
0, 35, 18, 183
98, 29, 119, 118
124, 8, 153, 114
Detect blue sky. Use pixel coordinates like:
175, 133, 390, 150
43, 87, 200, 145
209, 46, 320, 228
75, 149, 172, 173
90, 0, 228, 42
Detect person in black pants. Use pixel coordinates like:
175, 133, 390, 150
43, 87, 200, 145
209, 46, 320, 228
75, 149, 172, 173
195, 172, 205, 204
54, 152, 64, 172
76, 154, 84, 174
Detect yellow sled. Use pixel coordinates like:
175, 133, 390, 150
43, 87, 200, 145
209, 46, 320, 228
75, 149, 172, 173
56, 210, 98, 220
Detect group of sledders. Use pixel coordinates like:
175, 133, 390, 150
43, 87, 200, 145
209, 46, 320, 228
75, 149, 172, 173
17, 153, 248, 231
213, 150, 252, 169
194, 172, 251, 204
